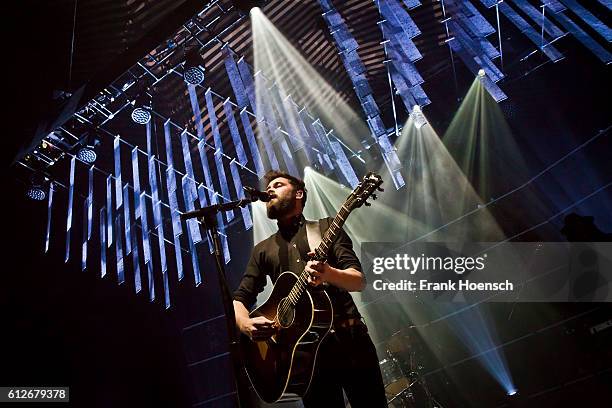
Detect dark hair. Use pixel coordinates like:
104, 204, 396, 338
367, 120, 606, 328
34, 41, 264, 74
263, 170, 308, 207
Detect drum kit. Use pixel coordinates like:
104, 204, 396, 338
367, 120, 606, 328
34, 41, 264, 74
379, 327, 445, 408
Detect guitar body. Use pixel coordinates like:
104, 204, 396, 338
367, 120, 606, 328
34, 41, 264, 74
242, 271, 333, 403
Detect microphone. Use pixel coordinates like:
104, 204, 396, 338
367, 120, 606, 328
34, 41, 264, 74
243, 186, 272, 202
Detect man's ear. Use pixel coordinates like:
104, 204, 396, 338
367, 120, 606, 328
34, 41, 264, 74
295, 190, 304, 200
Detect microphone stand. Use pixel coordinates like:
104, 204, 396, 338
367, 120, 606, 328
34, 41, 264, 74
181, 196, 258, 408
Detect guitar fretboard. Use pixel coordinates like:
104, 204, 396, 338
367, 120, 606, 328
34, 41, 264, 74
287, 204, 352, 306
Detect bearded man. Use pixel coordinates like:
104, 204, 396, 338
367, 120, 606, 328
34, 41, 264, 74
233, 170, 386, 408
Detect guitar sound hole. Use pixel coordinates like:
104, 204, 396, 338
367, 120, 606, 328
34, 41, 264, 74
277, 298, 295, 328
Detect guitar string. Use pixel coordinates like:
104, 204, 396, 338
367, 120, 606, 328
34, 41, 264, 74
276, 204, 354, 321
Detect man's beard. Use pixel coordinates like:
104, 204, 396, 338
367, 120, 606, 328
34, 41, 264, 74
266, 195, 295, 219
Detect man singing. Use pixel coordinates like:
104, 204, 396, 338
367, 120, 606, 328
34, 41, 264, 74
233, 170, 386, 407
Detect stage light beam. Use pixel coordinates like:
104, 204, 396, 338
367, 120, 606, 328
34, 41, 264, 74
250, 7, 372, 155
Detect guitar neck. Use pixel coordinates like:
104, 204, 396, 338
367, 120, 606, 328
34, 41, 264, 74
285, 205, 352, 306
312, 204, 351, 262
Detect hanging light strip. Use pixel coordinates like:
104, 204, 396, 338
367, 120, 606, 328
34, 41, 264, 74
106, 175, 113, 247
223, 47, 250, 109
550, 10, 612, 63
205, 89, 234, 223
65, 156, 76, 263
166, 167, 184, 281
182, 175, 202, 286
196, 139, 218, 205
99, 207, 107, 278
45, 183, 54, 253
181, 174, 203, 245
495, 1, 564, 62
81, 197, 88, 271
311, 119, 336, 173
559, 0, 612, 42
598, 0, 611, 12
163, 119, 184, 281
122, 184, 132, 256
114, 136, 123, 209
223, 100, 248, 166
139, 191, 155, 301
87, 166, 93, 240
329, 140, 359, 188
229, 160, 253, 230
180, 129, 200, 214
239, 108, 265, 178
148, 156, 168, 277
114, 213, 125, 285
131, 219, 142, 294
510, 0, 565, 39
131, 147, 142, 220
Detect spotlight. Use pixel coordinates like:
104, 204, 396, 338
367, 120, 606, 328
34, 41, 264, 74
77, 147, 97, 163
76, 133, 100, 163
183, 49, 206, 85
131, 106, 151, 124
26, 186, 46, 201
131, 94, 152, 124
478, 68, 486, 78
507, 389, 518, 396
411, 105, 428, 129
26, 173, 48, 201
233, 0, 267, 13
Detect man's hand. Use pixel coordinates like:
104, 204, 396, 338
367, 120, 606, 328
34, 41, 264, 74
305, 252, 366, 291
239, 316, 277, 341
305, 252, 335, 287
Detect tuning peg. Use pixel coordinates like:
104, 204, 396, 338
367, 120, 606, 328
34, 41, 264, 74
364, 201, 371, 207
372, 194, 377, 200
377, 187, 384, 192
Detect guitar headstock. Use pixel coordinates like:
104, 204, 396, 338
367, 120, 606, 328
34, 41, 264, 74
346, 172, 384, 211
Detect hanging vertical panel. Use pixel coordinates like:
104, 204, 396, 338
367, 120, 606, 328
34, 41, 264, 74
45, 183, 54, 253
100, 207, 107, 278
106, 175, 113, 247
140, 191, 155, 301
81, 197, 88, 271
115, 213, 125, 284
205, 89, 234, 222
122, 184, 132, 256
181, 175, 202, 286
114, 136, 123, 210
65, 156, 76, 262
239, 109, 266, 178
229, 160, 253, 230
223, 100, 248, 166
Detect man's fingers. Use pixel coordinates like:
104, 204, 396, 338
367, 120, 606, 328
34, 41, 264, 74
250, 325, 277, 340
252, 316, 274, 325
308, 274, 322, 287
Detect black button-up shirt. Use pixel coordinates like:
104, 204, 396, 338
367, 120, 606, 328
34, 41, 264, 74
233, 215, 362, 321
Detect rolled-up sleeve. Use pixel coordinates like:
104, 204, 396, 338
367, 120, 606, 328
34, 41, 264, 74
328, 219, 362, 272
233, 248, 267, 309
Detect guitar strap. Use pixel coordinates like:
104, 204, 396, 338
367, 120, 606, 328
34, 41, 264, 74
305, 219, 323, 253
